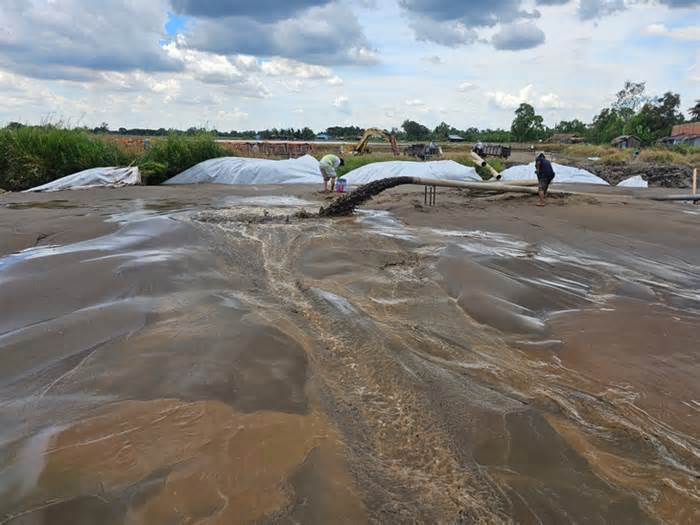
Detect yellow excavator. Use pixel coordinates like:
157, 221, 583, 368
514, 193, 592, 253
351, 128, 400, 156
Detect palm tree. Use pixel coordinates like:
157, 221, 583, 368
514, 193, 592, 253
690, 100, 700, 121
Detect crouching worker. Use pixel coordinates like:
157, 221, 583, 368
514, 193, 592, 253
319, 154, 344, 192
535, 152, 555, 207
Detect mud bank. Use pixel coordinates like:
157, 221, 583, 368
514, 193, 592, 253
574, 161, 694, 188
0, 185, 699, 523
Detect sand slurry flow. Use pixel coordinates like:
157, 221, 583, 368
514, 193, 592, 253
0, 184, 698, 524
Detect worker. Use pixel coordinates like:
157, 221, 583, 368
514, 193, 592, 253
535, 152, 555, 207
473, 141, 485, 157
319, 154, 344, 192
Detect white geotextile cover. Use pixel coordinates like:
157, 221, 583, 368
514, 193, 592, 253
25, 167, 141, 192
617, 175, 648, 188
344, 160, 481, 185
499, 162, 608, 185
164, 155, 321, 185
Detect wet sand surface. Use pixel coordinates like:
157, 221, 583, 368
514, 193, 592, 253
1, 185, 699, 524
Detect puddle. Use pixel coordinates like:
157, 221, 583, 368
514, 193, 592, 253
0, 217, 182, 276
0, 244, 63, 272
356, 209, 416, 241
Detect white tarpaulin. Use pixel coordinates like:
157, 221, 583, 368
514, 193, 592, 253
344, 160, 481, 185
164, 155, 321, 185
617, 175, 648, 188
499, 162, 608, 185
25, 167, 141, 192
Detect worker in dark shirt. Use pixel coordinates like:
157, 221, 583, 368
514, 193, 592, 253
535, 152, 555, 206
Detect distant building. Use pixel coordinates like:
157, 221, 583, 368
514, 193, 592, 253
611, 135, 641, 150
658, 122, 700, 147
447, 134, 465, 142
547, 133, 585, 144
315, 132, 331, 141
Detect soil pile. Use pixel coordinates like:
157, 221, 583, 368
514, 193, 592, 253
580, 161, 694, 187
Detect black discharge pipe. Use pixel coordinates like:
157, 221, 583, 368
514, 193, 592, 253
319, 177, 415, 217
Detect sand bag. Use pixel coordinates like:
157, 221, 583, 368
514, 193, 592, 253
617, 175, 648, 188
344, 160, 481, 185
499, 162, 608, 185
164, 155, 321, 185
25, 167, 141, 192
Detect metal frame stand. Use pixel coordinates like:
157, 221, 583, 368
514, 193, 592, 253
424, 185, 436, 206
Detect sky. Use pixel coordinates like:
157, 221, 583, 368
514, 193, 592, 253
0, 0, 698, 132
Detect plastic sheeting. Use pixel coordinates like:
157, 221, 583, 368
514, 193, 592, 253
343, 160, 481, 185
164, 155, 321, 185
499, 162, 609, 185
25, 167, 141, 192
617, 175, 648, 188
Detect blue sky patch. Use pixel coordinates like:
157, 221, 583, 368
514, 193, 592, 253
165, 13, 189, 36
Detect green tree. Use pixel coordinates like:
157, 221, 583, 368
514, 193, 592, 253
93, 122, 109, 134
689, 100, 700, 121
588, 108, 625, 144
612, 81, 648, 118
300, 127, 315, 140
402, 120, 431, 141
432, 121, 454, 140
623, 92, 684, 145
553, 119, 587, 135
510, 103, 545, 142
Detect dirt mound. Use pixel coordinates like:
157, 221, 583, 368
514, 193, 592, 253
319, 177, 414, 217
577, 162, 693, 188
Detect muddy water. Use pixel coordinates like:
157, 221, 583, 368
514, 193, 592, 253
0, 187, 699, 523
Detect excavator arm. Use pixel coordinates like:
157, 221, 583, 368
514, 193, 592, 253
353, 128, 400, 156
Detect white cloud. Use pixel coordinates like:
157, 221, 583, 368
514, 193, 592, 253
421, 55, 443, 65
278, 79, 305, 93
492, 22, 546, 50
0, 71, 29, 92
487, 85, 536, 109
539, 93, 565, 109
217, 108, 249, 122
327, 75, 344, 86
486, 85, 566, 111
260, 58, 333, 79
457, 81, 477, 92
409, 19, 478, 46
690, 53, 700, 82
333, 95, 351, 113
405, 99, 425, 106
100, 72, 180, 98
645, 23, 700, 41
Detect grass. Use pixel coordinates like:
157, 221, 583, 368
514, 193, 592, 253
0, 126, 228, 190
137, 134, 228, 184
560, 144, 618, 158
636, 147, 700, 164
0, 126, 128, 191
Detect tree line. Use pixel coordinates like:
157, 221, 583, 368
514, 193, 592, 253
508, 83, 698, 145
7, 82, 698, 146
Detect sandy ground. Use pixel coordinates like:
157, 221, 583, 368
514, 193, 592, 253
0, 183, 699, 524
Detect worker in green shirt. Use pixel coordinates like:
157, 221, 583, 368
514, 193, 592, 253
319, 154, 344, 192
